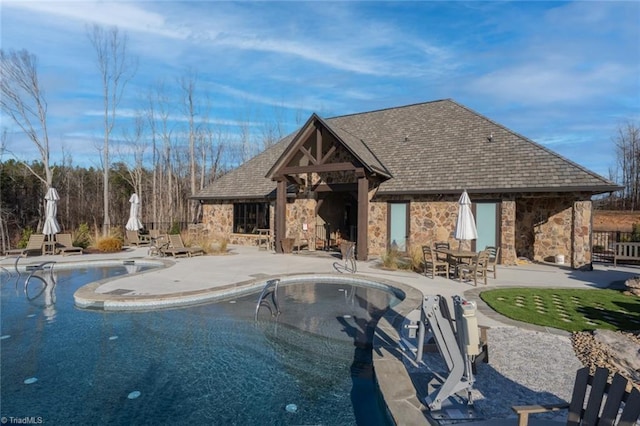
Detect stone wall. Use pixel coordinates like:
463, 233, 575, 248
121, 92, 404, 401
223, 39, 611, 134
202, 201, 273, 247
202, 191, 593, 268
286, 198, 317, 247
515, 194, 592, 267
367, 194, 520, 264
202, 202, 232, 237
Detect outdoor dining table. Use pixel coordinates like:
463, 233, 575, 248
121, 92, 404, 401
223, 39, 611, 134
435, 248, 478, 277
435, 248, 478, 262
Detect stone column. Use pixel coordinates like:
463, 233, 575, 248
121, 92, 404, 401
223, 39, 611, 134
572, 200, 592, 269
500, 200, 517, 265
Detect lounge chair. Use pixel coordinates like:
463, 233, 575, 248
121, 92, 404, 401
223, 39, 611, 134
56, 233, 83, 256
457, 250, 489, 286
161, 234, 204, 257
513, 366, 640, 426
126, 229, 151, 247
422, 245, 449, 279
5, 234, 45, 257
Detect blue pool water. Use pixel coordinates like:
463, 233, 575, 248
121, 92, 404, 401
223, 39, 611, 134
1, 264, 399, 425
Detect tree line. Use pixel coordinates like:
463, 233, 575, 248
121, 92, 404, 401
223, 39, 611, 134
0, 155, 231, 251
1, 24, 290, 251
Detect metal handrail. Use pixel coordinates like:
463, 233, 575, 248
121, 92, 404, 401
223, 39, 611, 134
24, 261, 57, 294
254, 279, 280, 321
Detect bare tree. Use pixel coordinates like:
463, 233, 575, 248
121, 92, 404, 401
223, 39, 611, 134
87, 25, 137, 235
0, 129, 10, 251
179, 71, 201, 222
0, 49, 53, 187
614, 122, 640, 210
116, 112, 147, 196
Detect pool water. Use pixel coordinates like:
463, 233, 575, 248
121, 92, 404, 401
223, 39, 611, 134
1, 265, 397, 425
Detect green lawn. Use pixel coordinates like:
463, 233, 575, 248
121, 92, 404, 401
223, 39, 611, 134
480, 288, 640, 333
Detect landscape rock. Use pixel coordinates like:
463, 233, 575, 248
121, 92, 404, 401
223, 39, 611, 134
572, 329, 640, 390
625, 277, 640, 297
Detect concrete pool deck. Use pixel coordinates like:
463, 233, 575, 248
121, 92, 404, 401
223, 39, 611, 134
5, 245, 636, 326
3, 246, 638, 425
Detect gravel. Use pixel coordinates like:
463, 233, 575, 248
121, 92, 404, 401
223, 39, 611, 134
470, 327, 582, 421
407, 326, 582, 422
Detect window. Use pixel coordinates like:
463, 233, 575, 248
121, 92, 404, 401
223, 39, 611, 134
233, 203, 270, 234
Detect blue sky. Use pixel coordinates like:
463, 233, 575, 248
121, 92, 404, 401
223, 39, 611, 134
1, 1, 639, 178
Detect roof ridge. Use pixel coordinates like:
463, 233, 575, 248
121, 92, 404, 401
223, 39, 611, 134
326, 98, 453, 120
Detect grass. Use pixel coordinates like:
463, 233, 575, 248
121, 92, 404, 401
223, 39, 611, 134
480, 288, 640, 333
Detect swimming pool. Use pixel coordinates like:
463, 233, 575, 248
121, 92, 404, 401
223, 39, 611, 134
1, 263, 400, 425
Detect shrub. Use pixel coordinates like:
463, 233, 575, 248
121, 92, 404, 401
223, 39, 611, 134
169, 221, 181, 235
407, 245, 424, 272
187, 232, 229, 255
381, 248, 401, 269
216, 237, 228, 254
16, 228, 35, 249
73, 223, 92, 249
95, 235, 123, 253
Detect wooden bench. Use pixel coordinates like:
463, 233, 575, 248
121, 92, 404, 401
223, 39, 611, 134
613, 242, 640, 266
512, 366, 640, 426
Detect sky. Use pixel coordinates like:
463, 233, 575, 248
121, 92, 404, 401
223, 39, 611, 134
1, 0, 639, 179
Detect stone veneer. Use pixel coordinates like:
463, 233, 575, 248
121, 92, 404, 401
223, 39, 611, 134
202, 191, 593, 269
515, 194, 592, 268
369, 194, 518, 265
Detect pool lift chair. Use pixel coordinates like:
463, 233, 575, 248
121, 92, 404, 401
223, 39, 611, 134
405, 295, 482, 421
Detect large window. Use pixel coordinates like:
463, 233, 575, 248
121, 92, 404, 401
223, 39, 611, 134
233, 203, 270, 234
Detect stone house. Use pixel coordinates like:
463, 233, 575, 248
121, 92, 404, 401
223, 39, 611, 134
193, 99, 619, 268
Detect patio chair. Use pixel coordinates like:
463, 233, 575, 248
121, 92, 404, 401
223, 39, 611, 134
166, 234, 204, 257
512, 366, 640, 426
55, 233, 83, 256
434, 241, 450, 261
422, 245, 449, 279
457, 249, 489, 286
485, 246, 500, 279
126, 229, 151, 247
5, 234, 45, 257
434, 241, 457, 275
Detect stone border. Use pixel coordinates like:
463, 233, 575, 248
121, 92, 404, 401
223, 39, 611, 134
372, 279, 430, 425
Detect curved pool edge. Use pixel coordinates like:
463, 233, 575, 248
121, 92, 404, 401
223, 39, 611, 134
73, 267, 429, 424
371, 281, 430, 425
74, 270, 409, 312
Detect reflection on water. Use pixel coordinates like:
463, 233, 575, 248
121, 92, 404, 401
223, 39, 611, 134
23, 268, 58, 323
1, 268, 396, 425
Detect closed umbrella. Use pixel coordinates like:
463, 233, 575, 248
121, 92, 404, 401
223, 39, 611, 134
454, 190, 477, 249
125, 193, 143, 231
42, 187, 61, 237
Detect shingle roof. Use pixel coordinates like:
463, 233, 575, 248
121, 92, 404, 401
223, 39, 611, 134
194, 99, 619, 200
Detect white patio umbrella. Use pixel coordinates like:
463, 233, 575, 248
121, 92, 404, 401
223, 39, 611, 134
454, 190, 478, 249
42, 187, 61, 237
125, 193, 143, 231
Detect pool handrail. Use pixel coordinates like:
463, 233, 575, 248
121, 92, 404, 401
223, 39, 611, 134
254, 279, 280, 321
